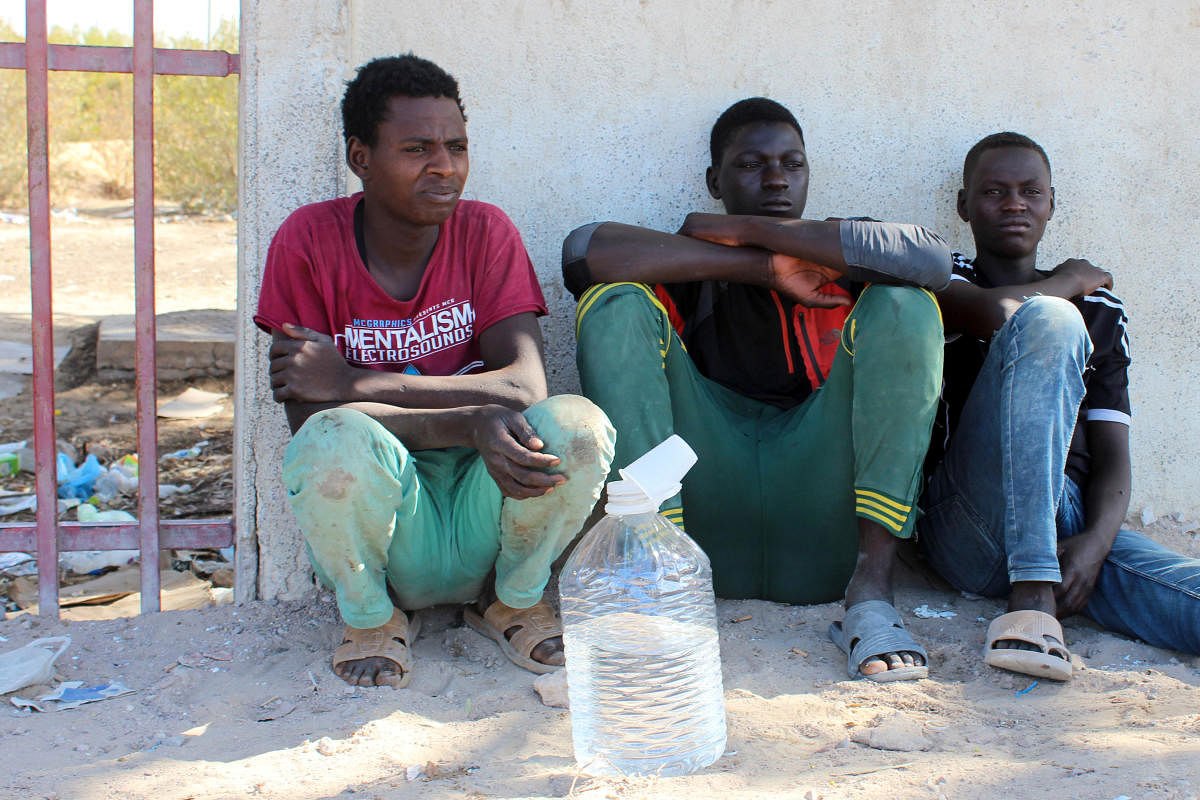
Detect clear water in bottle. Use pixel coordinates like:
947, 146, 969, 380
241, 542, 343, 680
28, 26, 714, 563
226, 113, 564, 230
561, 495, 726, 777
562, 610, 725, 776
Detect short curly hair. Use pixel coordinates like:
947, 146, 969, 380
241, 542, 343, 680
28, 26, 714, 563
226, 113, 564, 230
710, 97, 804, 168
341, 53, 465, 148
962, 131, 1051, 187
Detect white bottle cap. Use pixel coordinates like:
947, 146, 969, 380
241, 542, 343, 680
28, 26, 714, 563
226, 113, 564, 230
617, 434, 698, 508
603, 478, 659, 515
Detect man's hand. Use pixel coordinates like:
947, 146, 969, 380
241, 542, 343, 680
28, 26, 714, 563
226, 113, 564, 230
1050, 258, 1113, 297
269, 323, 356, 403
1055, 532, 1110, 618
677, 213, 746, 247
471, 405, 566, 499
769, 253, 853, 309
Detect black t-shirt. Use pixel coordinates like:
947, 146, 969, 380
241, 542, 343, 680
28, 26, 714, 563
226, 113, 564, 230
931, 252, 1132, 486
655, 277, 861, 408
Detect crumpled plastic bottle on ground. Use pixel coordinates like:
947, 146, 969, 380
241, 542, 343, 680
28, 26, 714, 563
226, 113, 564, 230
91, 464, 140, 502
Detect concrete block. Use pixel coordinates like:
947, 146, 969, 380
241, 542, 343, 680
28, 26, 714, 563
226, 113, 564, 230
97, 309, 236, 381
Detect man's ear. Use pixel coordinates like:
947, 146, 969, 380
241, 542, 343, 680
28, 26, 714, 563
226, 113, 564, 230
346, 137, 370, 181
1047, 186, 1056, 221
705, 165, 721, 200
956, 188, 970, 222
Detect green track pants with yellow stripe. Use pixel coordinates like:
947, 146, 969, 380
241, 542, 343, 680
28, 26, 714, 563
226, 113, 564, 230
575, 282, 943, 604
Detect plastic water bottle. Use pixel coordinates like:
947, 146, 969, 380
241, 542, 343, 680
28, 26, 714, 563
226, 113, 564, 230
560, 435, 726, 777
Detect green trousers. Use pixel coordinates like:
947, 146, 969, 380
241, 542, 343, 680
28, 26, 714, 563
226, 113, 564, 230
576, 283, 942, 604
282, 395, 614, 629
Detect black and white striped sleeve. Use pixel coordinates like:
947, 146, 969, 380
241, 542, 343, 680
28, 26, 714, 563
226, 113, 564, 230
1080, 288, 1132, 426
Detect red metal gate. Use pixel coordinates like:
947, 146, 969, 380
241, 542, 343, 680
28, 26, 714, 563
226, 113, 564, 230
0, 0, 238, 616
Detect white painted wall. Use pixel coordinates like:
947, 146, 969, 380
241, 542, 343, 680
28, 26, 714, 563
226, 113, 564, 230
238, 0, 1200, 598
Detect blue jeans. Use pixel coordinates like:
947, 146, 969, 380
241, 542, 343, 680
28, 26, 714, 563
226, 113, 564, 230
920, 296, 1200, 654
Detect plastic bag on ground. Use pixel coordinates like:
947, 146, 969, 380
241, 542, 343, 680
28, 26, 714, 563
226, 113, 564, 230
0, 636, 71, 695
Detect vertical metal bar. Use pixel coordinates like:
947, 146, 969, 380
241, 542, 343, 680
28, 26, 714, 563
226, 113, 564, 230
133, 0, 161, 612
25, 0, 58, 617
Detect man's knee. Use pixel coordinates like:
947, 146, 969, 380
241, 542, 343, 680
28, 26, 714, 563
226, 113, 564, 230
853, 285, 944, 348
575, 282, 666, 337
283, 407, 407, 488
289, 407, 390, 453
523, 395, 616, 477
1007, 295, 1090, 356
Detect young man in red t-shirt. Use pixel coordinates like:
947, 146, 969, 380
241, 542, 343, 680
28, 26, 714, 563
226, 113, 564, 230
255, 54, 612, 688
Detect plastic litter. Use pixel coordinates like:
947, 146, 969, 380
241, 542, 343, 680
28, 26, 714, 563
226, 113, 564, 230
11, 680, 134, 712
912, 604, 957, 619
0, 552, 37, 577
57, 453, 103, 499
0, 495, 36, 516
0, 453, 18, 476
91, 464, 139, 501
162, 440, 209, 460
0, 636, 71, 695
0, 440, 33, 471
59, 550, 139, 575
76, 504, 136, 523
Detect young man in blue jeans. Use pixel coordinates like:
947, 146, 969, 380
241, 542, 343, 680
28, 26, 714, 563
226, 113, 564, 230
920, 132, 1200, 680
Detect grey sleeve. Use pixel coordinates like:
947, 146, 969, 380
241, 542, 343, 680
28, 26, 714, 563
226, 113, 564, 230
561, 221, 607, 300
839, 219, 952, 291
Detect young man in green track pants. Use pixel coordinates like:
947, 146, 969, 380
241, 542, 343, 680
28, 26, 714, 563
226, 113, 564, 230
563, 98, 950, 681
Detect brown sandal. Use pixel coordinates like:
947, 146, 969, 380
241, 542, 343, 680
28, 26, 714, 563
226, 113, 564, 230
332, 608, 421, 688
463, 599, 562, 674
983, 610, 1073, 681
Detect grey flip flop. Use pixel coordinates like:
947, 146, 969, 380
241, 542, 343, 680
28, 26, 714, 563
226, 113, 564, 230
828, 599, 929, 682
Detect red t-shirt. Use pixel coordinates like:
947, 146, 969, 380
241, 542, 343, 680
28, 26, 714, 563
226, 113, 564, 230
255, 195, 547, 377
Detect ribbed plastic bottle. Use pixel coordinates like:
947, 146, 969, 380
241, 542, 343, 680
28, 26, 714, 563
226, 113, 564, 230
559, 435, 726, 777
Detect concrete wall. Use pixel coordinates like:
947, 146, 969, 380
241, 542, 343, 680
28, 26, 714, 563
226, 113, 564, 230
238, 0, 1200, 599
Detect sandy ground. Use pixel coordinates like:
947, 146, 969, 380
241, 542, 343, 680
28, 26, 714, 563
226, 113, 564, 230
1, 524, 1198, 800
0, 210, 237, 342
3, 210, 1200, 799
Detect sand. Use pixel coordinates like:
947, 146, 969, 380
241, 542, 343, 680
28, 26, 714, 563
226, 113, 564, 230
2, 521, 1198, 800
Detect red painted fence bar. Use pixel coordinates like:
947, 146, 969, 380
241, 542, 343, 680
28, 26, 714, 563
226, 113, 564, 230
0, 43, 240, 76
133, 0, 160, 612
0, 522, 237, 552
24, 0, 58, 618
1, 1, 238, 616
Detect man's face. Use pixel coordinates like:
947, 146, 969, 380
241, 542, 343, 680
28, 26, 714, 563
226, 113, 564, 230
707, 122, 809, 218
958, 146, 1054, 260
348, 95, 468, 227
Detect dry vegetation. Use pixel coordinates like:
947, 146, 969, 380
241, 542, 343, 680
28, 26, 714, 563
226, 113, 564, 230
0, 19, 238, 213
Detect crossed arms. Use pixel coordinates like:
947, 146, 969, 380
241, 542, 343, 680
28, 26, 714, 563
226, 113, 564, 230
268, 312, 565, 499
562, 214, 952, 303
